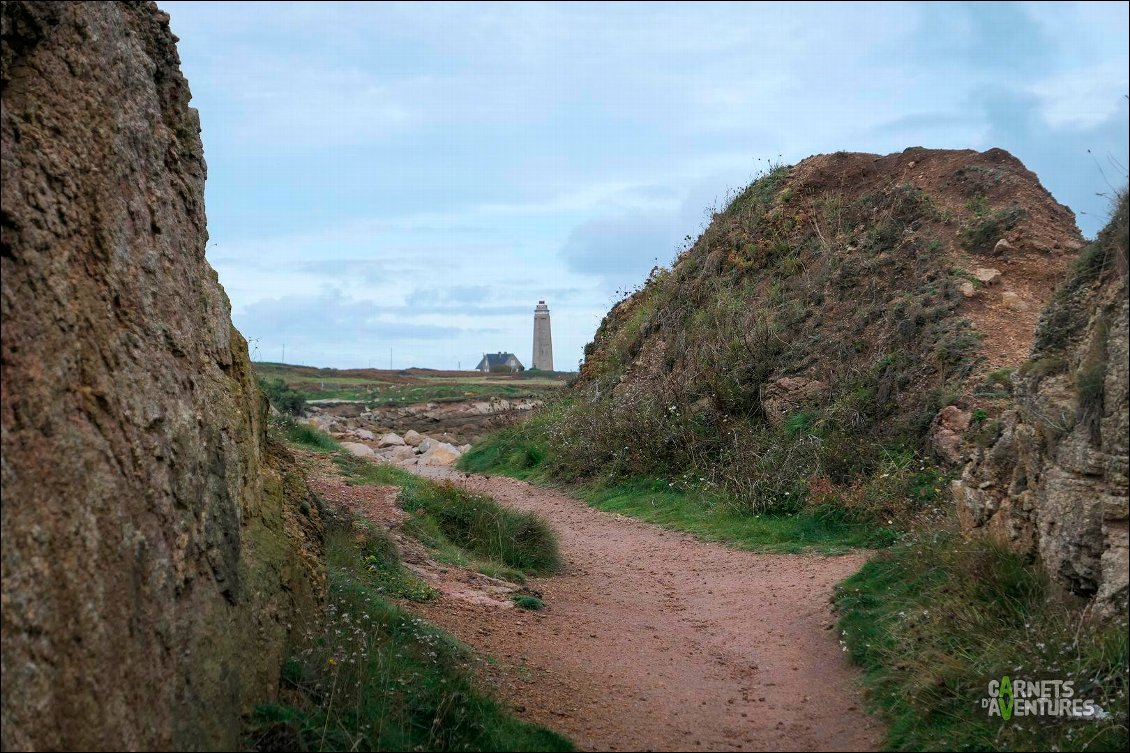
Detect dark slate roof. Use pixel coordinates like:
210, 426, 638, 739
477, 352, 522, 368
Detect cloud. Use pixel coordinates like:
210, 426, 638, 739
163, 1, 1128, 368
1028, 61, 1130, 130
558, 211, 682, 290
235, 291, 465, 345
977, 90, 1128, 236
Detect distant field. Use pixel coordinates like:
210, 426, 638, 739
254, 362, 570, 406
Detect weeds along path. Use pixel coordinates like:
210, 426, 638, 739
407, 468, 882, 752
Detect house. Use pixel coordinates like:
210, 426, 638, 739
475, 352, 524, 373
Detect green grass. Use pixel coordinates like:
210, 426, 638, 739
511, 594, 545, 611
275, 416, 342, 452
460, 434, 898, 554
577, 479, 896, 553
459, 433, 547, 480
330, 453, 558, 577
835, 531, 1128, 752
333, 453, 418, 486
254, 362, 566, 405
349, 518, 438, 602
400, 481, 561, 574
245, 523, 572, 752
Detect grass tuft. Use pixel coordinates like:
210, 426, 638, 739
400, 481, 561, 574
332, 453, 555, 582
511, 594, 545, 611
272, 414, 341, 452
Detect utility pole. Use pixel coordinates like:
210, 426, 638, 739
389, 347, 393, 370
282, 343, 285, 364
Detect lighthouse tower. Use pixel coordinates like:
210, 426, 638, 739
532, 300, 553, 371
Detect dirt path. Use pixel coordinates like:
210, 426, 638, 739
406, 468, 883, 752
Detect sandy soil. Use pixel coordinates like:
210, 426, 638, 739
401, 468, 883, 752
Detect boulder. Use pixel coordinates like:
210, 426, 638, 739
353, 429, 375, 441
960, 281, 976, 298
1002, 291, 1027, 310
310, 415, 344, 433
993, 238, 1016, 255
378, 432, 405, 447
340, 442, 376, 459
403, 429, 424, 446
974, 267, 1002, 285
761, 377, 827, 427
389, 445, 417, 462
418, 443, 463, 466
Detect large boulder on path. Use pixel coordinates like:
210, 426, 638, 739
403, 429, 424, 446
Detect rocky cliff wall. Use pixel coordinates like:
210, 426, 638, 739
1, 2, 324, 749
955, 194, 1128, 611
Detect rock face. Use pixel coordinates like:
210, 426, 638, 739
929, 405, 972, 464
1, 3, 324, 750
761, 377, 827, 427
955, 195, 1129, 611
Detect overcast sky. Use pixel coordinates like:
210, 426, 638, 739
162, 1, 1129, 371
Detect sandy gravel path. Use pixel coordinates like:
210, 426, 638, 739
405, 468, 882, 752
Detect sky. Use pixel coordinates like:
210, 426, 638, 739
161, 1, 1129, 371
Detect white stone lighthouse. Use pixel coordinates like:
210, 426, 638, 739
532, 300, 553, 371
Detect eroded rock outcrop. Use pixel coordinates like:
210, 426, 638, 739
955, 195, 1129, 611
1, 2, 324, 749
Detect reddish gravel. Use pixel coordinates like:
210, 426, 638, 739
407, 467, 883, 752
